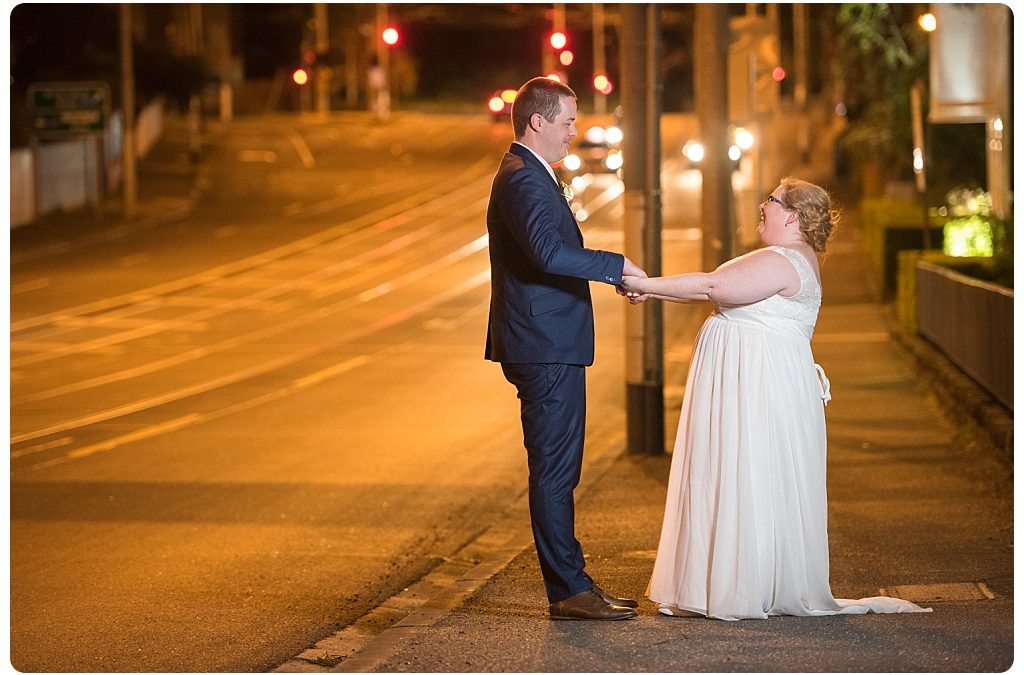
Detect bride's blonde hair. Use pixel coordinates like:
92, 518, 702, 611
778, 178, 840, 253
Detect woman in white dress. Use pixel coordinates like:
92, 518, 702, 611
620, 178, 930, 621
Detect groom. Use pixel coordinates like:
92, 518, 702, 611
485, 77, 644, 621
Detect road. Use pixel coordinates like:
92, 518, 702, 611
10, 111, 704, 671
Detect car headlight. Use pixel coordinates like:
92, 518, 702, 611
563, 154, 582, 171
682, 141, 704, 163
583, 126, 606, 144
733, 127, 754, 150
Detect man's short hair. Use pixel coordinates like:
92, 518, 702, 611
512, 77, 577, 138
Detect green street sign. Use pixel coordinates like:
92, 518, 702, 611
27, 81, 111, 138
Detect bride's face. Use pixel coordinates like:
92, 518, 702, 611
757, 189, 793, 243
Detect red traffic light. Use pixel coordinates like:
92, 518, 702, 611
381, 26, 400, 46
549, 31, 567, 50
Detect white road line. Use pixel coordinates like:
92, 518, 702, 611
285, 128, 316, 168
11, 278, 51, 294
10, 436, 74, 459
10, 155, 495, 335
11, 259, 492, 444
10, 179, 492, 364
12, 272, 491, 472
12, 198, 489, 400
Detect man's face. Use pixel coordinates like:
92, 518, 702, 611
534, 96, 577, 164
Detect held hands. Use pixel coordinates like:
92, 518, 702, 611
620, 275, 650, 304
617, 256, 651, 304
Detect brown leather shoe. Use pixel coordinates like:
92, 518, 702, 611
593, 583, 639, 608
549, 589, 638, 621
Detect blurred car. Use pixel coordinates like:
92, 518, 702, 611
682, 125, 755, 170
559, 124, 624, 178
487, 89, 516, 122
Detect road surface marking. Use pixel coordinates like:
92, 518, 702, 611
285, 128, 316, 168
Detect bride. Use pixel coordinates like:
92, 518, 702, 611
621, 178, 930, 620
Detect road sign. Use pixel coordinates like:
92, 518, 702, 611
27, 81, 111, 138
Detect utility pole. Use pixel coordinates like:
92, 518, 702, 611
592, 3, 606, 114
793, 3, 809, 163
120, 3, 137, 220
621, 4, 664, 456
543, 4, 566, 77
314, 3, 331, 115
372, 3, 390, 119
695, 4, 733, 270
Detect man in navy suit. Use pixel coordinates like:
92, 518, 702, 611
485, 77, 645, 621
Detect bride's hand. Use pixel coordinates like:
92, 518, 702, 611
619, 275, 652, 304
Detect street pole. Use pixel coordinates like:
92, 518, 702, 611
793, 3, 809, 163
373, 3, 390, 120
314, 3, 331, 116
543, 4, 566, 77
120, 3, 137, 220
694, 4, 733, 270
621, 4, 664, 456
910, 81, 930, 249
592, 3, 606, 114
554, 4, 565, 36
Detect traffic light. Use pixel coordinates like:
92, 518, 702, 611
545, 30, 570, 82
593, 74, 613, 95
381, 26, 400, 46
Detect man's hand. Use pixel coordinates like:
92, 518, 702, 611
622, 256, 647, 279
618, 257, 651, 303
620, 274, 652, 304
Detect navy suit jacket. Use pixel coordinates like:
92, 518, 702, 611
485, 143, 624, 366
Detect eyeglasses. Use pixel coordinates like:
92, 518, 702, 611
765, 195, 786, 208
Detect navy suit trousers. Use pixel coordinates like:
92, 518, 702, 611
501, 362, 593, 603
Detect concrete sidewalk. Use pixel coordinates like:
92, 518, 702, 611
277, 200, 1013, 673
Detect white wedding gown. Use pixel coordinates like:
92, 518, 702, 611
647, 246, 930, 621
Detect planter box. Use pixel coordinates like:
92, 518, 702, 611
860, 196, 944, 297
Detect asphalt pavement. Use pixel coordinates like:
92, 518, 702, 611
18, 115, 1012, 673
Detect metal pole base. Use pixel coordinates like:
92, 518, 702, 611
627, 382, 665, 455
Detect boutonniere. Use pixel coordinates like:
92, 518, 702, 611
560, 181, 574, 203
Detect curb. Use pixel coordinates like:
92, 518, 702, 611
273, 413, 633, 673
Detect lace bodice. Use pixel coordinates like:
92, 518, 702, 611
721, 246, 821, 328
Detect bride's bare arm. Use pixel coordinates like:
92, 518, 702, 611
621, 249, 801, 305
